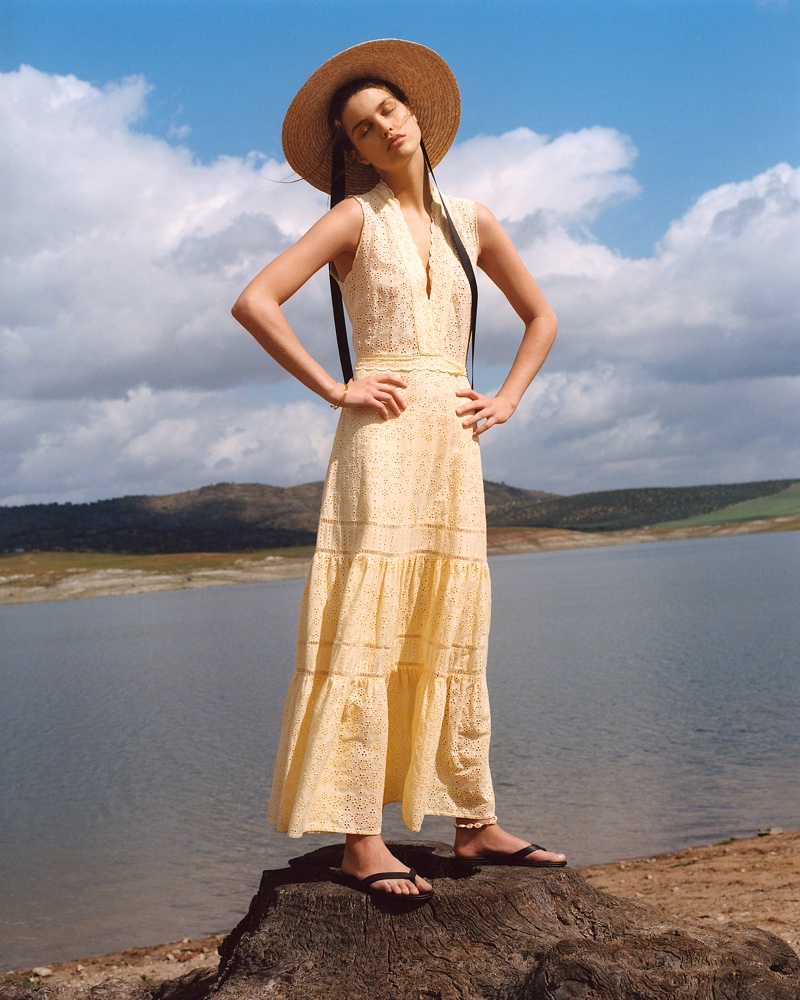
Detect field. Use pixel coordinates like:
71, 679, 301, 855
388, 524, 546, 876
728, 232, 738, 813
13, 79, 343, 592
0, 547, 316, 604
657, 483, 800, 527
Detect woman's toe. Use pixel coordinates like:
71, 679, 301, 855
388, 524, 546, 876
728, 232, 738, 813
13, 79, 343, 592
533, 848, 566, 863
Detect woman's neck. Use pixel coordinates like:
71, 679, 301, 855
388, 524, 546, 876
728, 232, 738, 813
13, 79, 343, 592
377, 147, 432, 215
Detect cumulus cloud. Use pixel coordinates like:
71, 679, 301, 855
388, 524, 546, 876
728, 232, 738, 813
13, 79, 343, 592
0, 65, 328, 406
1, 65, 798, 504
0, 386, 338, 506
570, 163, 800, 381
438, 125, 641, 223
481, 366, 800, 493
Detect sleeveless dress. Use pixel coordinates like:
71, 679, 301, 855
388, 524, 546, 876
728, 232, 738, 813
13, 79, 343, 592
268, 180, 496, 836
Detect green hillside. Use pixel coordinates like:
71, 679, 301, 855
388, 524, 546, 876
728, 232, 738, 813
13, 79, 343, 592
2, 478, 798, 554
656, 483, 800, 527
484, 479, 799, 533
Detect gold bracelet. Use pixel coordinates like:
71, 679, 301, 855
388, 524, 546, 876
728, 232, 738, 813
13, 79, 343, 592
330, 382, 350, 409
454, 815, 498, 829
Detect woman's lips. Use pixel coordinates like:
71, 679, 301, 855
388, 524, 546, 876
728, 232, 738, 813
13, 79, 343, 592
387, 134, 405, 150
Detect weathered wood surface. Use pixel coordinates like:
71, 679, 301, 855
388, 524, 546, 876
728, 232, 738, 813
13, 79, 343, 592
3, 840, 798, 1000
214, 840, 800, 999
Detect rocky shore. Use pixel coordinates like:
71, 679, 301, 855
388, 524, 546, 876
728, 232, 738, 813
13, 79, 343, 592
3, 829, 797, 993
2, 516, 797, 606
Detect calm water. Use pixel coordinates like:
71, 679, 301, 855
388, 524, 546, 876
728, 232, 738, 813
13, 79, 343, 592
1, 531, 799, 969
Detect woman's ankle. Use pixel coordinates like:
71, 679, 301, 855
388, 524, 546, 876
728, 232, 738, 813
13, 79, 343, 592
345, 833, 383, 849
454, 814, 498, 829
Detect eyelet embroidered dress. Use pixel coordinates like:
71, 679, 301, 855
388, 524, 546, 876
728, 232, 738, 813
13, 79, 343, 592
268, 180, 495, 836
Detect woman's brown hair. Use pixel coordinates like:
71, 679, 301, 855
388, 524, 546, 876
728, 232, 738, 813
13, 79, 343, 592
327, 77, 412, 152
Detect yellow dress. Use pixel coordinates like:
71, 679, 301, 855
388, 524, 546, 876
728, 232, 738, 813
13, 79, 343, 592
268, 180, 495, 836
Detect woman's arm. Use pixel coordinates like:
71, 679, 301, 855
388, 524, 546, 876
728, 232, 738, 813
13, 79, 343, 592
455, 202, 558, 436
232, 198, 407, 417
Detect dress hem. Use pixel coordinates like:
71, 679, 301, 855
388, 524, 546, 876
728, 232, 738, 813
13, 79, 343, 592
268, 807, 490, 839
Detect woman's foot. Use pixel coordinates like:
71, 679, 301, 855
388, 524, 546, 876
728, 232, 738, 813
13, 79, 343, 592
453, 819, 566, 866
341, 834, 433, 895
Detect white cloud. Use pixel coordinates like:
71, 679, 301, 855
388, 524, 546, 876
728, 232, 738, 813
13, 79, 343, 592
476, 158, 800, 490
1, 65, 798, 505
0, 65, 327, 406
1, 386, 337, 506
538, 161, 800, 384
482, 367, 800, 493
438, 126, 641, 223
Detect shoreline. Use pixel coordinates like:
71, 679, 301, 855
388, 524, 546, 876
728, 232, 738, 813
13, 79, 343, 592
1, 515, 797, 607
3, 828, 797, 989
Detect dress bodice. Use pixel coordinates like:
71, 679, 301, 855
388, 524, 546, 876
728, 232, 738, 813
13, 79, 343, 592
337, 180, 479, 365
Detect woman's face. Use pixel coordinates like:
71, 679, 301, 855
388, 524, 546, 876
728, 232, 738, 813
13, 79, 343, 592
339, 86, 421, 172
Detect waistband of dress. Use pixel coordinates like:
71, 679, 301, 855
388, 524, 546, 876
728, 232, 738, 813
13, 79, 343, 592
354, 353, 467, 377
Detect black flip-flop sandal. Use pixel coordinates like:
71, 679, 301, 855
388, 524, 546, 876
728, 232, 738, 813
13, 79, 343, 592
335, 866, 435, 901
454, 844, 567, 868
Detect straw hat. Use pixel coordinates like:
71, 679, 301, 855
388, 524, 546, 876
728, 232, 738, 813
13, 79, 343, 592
282, 39, 460, 196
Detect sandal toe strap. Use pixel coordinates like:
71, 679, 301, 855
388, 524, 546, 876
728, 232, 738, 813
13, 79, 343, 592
514, 845, 545, 858
362, 867, 417, 887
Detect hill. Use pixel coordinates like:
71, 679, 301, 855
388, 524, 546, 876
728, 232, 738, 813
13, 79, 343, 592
0, 478, 797, 555
0, 482, 322, 555
485, 479, 800, 533
656, 482, 800, 527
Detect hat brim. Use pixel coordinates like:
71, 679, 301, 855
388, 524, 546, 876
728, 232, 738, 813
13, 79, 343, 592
282, 39, 460, 196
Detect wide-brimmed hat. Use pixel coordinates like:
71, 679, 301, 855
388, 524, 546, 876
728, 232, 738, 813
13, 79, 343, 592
282, 39, 460, 196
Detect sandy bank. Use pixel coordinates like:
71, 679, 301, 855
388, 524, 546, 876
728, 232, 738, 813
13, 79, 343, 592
3, 829, 796, 990
580, 827, 800, 954
1, 516, 797, 607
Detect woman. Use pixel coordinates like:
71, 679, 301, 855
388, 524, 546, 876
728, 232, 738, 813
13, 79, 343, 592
232, 39, 563, 902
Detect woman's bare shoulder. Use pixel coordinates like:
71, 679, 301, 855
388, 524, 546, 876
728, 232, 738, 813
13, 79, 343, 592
308, 196, 364, 252
329, 195, 365, 229
286, 196, 364, 266
333, 194, 366, 222
474, 202, 511, 251
474, 201, 500, 230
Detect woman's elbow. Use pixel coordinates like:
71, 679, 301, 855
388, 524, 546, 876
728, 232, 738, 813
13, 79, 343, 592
231, 289, 255, 325
535, 305, 557, 345
548, 307, 558, 342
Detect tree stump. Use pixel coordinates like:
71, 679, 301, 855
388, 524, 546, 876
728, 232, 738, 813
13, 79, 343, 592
210, 840, 800, 1000
3, 840, 797, 1000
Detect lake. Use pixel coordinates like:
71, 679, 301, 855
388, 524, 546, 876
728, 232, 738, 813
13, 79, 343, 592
1, 530, 798, 970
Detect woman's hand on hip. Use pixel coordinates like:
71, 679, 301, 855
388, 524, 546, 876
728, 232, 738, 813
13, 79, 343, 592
342, 374, 408, 419
455, 388, 516, 437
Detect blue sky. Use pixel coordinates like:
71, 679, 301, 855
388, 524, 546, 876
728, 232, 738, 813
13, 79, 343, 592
6, 0, 798, 256
1, 0, 799, 503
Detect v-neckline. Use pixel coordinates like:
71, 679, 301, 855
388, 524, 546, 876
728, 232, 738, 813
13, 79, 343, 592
381, 182, 438, 302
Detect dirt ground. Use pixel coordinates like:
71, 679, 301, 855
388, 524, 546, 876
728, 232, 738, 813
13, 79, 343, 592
580, 827, 800, 954
0, 935, 225, 991
3, 829, 797, 991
